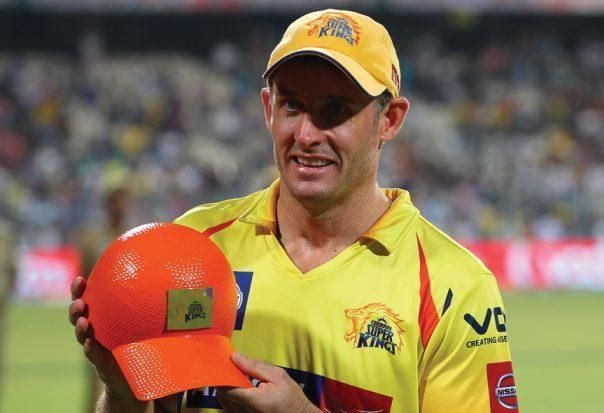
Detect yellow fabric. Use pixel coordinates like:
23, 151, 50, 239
263, 9, 401, 98
174, 180, 516, 413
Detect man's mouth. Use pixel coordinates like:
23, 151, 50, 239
293, 157, 332, 167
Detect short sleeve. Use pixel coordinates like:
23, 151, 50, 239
418, 274, 519, 413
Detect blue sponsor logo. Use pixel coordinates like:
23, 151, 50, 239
186, 387, 220, 409
234, 271, 253, 330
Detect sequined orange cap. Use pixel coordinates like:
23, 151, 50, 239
82, 223, 251, 401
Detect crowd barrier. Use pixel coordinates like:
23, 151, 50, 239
463, 238, 604, 290
13, 238, 604, 300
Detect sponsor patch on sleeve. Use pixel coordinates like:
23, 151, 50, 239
487, 361, 519, 412
234, 271, 253, 330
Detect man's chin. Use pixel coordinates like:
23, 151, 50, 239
282, 181, 335, 204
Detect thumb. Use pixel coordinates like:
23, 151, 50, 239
230, 353, 279, 382
84, 339, 133, 397
83, 338, 108, 367
83, 339, 120, 381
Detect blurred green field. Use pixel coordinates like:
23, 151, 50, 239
1, 293, 603, 413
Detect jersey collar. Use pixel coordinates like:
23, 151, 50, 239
361, 188, 419, 253
239, 179, 419, 254
238, 179, 280, 232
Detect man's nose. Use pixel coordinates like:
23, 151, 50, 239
294, 112, 325, 147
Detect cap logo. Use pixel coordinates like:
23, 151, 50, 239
167, 288, 214, 330
306, 13, 361, 46
391, 65, 400, 90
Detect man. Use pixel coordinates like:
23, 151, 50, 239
77, 186, 131, 413
69, 9, 519, 413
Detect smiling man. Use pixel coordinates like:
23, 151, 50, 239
69, 9, 519, 413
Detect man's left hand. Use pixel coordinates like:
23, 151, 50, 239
217, 353, 321, 413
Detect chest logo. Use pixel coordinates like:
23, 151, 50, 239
344, 303, 405, 355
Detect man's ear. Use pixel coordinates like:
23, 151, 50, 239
261, 87, 272, 131
379, 96, 410, 144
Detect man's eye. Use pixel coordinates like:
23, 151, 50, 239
325, 101, 349, 116
283, 100, 300, 111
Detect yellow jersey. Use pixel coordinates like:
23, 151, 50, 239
174, 180, 519, 413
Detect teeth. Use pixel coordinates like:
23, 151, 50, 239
296, 157, 329, 167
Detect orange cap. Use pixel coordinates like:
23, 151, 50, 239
82, 223, 251, 401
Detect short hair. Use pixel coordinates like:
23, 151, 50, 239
375, 90, 392, 114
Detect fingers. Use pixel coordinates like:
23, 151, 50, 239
70, 275, 124, 394
83, 338, 98, 363
82, 339, 133, 399
68, 299, 86, 326
71, 276, 86, 301
218, 358, 315, 413
75, 315, 93, 345
83, 338, 112, 372
216, 390, 249, 413
219, 354, 288, 409
70, 276, 90, 343
219, 386, 261, 411
230, 353, 282, 383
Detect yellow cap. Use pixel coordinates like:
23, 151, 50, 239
263, 9, 401, 98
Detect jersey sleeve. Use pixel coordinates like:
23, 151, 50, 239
418, 274, 519, 413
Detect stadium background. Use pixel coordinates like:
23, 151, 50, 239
0, 0, 603, 412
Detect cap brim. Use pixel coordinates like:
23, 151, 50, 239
263, 48, 387, 97
113, 335, 251, 401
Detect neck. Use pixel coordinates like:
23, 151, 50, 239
276, 181, 391, 249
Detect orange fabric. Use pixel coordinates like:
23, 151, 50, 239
114, 336, 250, 401
202, 219, 236, 237
417, 236, 440, 348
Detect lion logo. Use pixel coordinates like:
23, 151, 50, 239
344, 303, 405, 355
306, 12, 362, 46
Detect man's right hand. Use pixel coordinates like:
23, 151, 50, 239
68, 276, 155, 413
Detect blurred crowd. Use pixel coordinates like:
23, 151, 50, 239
0, 30, 603, 252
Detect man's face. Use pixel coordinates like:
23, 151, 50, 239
262, 58, 385, 206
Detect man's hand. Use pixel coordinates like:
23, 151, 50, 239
68, 276, 153, 413
217, 353, 321, 413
